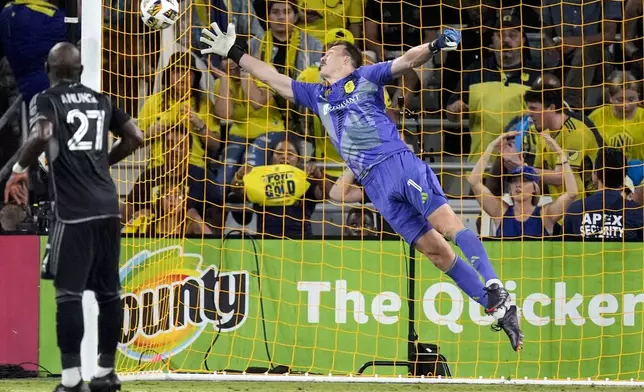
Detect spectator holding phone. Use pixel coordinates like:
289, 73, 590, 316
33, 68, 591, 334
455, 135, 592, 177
469, 132, 578, 238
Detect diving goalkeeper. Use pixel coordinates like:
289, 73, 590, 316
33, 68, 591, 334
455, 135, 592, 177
200, 23, 523, 351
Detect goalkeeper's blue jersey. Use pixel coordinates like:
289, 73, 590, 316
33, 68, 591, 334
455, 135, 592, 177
291, 61, 408, 180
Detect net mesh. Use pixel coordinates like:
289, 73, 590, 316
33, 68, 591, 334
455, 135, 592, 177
105, 0, 644, 381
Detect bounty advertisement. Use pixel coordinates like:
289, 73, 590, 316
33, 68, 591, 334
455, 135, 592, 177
38, 238, 644, 380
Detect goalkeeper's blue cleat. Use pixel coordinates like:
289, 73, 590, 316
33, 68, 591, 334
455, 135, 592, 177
53, 382, 89, 392
492, 305, 524, 352
483, 283, 509, 315
484, 283, 524, 351
89, 371, 121, 392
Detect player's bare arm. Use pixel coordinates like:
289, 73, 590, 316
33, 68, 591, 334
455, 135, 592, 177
329, 168, 363, 203
532, 166, 565, 186
17, 119, 54, 169
390, 29, 461, 77
108, 119, 144, 166
200, 23, 295, 101
3, 119, 54, 205
541, 133, 578, 224
238, 55, 294, 101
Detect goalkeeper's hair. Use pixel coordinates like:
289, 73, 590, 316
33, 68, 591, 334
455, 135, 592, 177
524, 73, 564, 110
328, 41, 363, 68
595, 146, 626, 189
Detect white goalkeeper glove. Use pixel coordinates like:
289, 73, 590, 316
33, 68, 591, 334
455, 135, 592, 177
200, 22, 237, 57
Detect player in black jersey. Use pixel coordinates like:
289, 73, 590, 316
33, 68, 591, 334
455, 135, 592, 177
4, 43, 143, 392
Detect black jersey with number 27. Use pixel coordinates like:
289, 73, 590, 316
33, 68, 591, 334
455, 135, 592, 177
29, 82, 131, 223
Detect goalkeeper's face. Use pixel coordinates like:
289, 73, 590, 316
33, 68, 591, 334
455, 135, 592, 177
319, 45, 352, 80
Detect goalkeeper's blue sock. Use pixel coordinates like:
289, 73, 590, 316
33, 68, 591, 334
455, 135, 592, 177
454, 228, 500, 286
445, 255, 487, 307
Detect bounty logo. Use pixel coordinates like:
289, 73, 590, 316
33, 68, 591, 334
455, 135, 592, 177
118, 246, 249, 361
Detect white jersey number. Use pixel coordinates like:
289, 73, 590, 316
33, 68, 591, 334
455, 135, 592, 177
66, 109, 105, 151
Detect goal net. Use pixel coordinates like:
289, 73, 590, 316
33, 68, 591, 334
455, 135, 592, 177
99, 0, 644, 384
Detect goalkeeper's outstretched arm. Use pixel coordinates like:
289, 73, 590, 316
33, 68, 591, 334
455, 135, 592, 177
390, 29, 461, 77
238, 55, 295, 101
200, 23, 295, 102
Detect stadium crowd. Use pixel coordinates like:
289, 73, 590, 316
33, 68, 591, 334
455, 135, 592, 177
0, 0, 643, 241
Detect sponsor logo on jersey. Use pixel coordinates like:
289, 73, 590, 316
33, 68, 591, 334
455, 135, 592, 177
323, 95, 359, 115
118, 246, 249, 361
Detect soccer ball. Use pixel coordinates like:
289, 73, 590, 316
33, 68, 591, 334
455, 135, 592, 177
140, 0, 179, 30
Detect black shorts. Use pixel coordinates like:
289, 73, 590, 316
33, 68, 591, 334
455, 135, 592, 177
46, 217, 121, 295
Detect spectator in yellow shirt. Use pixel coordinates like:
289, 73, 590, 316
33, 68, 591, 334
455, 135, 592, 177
589, 71, 644, 161
250, 0, 323, 81
213, 58, 287, 198
250, 0, 323, 131
138, 52, 221, 208
229, 137, 330, 238
510, 75, 604, 199
297, 0, 364, 44
121, 127, 191, 224
123, 182, 212, 236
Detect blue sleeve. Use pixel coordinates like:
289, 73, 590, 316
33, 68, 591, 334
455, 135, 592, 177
291, 80, 320, 115
357, 61, 394, 85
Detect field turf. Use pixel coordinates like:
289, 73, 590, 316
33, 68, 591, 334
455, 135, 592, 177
1, 380, 643, 392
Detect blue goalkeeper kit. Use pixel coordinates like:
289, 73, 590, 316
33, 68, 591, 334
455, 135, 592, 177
286, 32, 523, 351
291, 62, 449, 245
